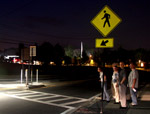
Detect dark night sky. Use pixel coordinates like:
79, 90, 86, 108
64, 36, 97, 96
0, 0, 150, 50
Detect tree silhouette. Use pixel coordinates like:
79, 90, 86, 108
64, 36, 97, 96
37, 42, 54, 65
64, 45, 74, 58
81, 50, 89, 64
54, 43, 65, 66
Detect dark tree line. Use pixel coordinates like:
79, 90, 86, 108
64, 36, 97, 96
36, 42, 65, 65
17, 42, 65, 66
93, 47, 150, 66
17, 42, 150, 66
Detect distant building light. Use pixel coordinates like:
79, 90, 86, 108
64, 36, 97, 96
141, 62, 144, 67
90, 59, 94, 66
4, 55, 19, 59
33, 61, 41, 65
50, 61, 55, 65
12, 58, 20, 64
13, 58, 17, 63
62, 60, 65, 66
89, 54, 92, 58
85, 63, 90, 66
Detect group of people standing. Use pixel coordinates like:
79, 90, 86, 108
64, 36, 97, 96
97, 62, 139, 109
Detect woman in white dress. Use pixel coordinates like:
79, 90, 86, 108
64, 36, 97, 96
112, 66, 120, 103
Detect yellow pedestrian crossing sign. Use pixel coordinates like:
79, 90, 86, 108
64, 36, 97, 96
95, 38, 114, 48
91, 5, 122, 37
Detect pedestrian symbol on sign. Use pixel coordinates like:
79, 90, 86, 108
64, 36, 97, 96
101, 10, 110, 28
91, 5, 122, 37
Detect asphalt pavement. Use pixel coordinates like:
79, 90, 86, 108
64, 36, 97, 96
0, 79, 150, 114
0, 79, 100, 114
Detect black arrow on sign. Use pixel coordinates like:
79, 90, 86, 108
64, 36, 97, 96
101, 40, 109, 46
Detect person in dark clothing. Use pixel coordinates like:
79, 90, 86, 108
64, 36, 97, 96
119, 62, 127, 109
98, 67, 110, 102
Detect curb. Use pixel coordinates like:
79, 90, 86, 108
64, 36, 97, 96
26, 84, 46, 89
65, 93, 102, 114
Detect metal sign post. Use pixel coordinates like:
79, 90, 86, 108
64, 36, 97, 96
25, 69, 28, 87
100, 73, 104, 114
21, 69, 23, 84
21, 49, 25, 84
31, 69, 33, 84
36, 69, 38, 83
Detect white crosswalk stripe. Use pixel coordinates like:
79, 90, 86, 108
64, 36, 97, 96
1, 90, 89, 114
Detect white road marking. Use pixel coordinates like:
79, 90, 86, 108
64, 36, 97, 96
1, 90, 89, 114
61, 99, 88, 106
35, 95, 60, 100
46, 97, 73, 103
13, 92, 41, 96
5, 90, 30, 94
25, 94, 50, 98
1, 93, 73, 109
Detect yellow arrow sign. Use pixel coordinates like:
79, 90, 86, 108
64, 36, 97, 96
91, 5, 122, 37
95, 38, 114, 48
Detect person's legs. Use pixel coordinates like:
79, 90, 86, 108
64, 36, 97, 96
103, 82, 110, 101
101, 82, 106, 100
111, 82, 115, 99
116, 86, 120, 103
119, 84, 127, 107
113, 83, 119, 103
129, 87, 138, 105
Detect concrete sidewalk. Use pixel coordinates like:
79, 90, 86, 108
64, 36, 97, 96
0, 79, 47, 90
70, 84, 150, 114
0, 79, 90, 91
